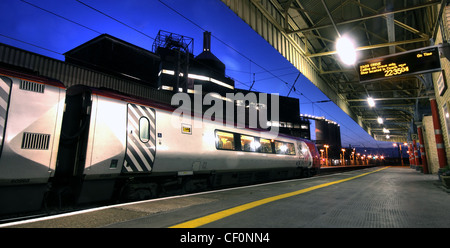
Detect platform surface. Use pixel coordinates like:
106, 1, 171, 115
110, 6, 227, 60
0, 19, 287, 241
3, 166, 450, 228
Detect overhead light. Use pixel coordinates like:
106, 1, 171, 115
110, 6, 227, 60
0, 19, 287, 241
386, 135, 390, 139
336, 36, 356, 65
383, 128, 390, 133
367, 97, 375, 107
377, 117, 383, 124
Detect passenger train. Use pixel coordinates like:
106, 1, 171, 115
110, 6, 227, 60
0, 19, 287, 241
0, 66, 320, 217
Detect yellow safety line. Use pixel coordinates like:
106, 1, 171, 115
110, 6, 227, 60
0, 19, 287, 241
170, 166, 390, 228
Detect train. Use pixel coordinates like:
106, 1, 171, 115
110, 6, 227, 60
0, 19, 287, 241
0, 66, 320, 217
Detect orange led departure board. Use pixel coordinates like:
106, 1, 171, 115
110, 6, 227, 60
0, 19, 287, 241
358, 46, 441, 83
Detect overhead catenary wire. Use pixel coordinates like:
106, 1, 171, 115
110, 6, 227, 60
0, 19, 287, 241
75, 0, 155, 40
19, 0, 102, 35
227, 66, 295, 75
0, 33, 63, 55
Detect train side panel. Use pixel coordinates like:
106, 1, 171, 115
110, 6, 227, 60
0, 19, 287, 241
84, 95, 127, 177
76, 94, 127, 204
151, 108, 205, 174
152, 110, 305, 174
0, 73, 65, 215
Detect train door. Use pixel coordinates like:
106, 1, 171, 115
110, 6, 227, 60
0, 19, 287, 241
123, 103, 156, 173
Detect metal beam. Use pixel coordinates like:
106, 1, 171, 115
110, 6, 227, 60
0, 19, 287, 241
320, 69, 354, 74
286, 0, 440, 35
347, 96, 430, 101
321, 0, 341, 37
365, 119, 411, 123
386, 0, 396, 54
306, 38, 428, 58
352, 1, 431, 39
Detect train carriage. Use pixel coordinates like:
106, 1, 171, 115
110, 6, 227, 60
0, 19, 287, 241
53, 84, 320, 204
0, 67, 65, 215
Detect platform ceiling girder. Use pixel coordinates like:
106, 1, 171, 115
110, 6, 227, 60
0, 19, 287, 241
221, 0, 445, 143
221, 0, 368, 134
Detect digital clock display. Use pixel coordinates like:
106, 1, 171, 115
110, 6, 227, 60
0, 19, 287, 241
358, 46, 441, 83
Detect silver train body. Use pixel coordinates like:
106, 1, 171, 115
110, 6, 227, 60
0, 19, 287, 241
0, 67, 320, 216
0, 68, 65, 214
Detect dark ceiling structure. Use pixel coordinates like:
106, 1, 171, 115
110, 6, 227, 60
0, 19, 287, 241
221, 0, 449, 142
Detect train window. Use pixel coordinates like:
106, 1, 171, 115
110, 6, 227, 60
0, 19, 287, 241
260, 138, 273, 153
241, 135, 257, 152
286, 143, 296, 155
216, 131, 235, 150
274, 141, 287, 154
139, 117, 150, 143
274, 141, 295, 155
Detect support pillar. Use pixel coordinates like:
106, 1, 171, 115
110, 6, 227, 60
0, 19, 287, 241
407, 143, 411, 166
409, 143, 415, 168
417, 126, 428, 174
430, 98, 448, 168
413, 138, 421, 168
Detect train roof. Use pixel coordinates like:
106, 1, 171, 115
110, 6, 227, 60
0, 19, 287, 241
0, 65, 65, 89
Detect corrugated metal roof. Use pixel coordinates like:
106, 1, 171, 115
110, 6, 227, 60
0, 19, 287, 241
222, 0, 444, 142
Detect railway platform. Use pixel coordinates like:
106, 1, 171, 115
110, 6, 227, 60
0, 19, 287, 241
2, 166, 450, 228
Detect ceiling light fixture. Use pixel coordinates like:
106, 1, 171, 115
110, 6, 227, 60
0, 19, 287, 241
336, 36, 356, 65
367, 97, 375, 107
377, 117, 383, 124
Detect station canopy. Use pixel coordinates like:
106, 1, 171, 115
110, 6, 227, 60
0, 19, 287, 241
221, 0, 447, 142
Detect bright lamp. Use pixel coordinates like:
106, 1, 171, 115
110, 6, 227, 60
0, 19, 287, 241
336, 36, 356, 65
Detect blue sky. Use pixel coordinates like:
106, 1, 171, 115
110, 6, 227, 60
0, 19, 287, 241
0, 0, 397, 149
